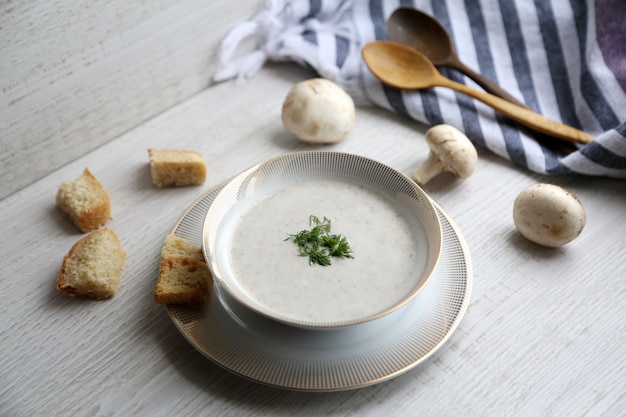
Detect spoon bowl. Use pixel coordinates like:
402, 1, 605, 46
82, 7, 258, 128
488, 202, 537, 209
362, 38, 440, 90
386, 7, 527, 108
362, 41, 593, 144
386, 7, 456, 67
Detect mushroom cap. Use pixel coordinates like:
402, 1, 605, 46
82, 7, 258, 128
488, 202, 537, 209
513, 183, 586, 247
281, 78, 355, 144
424, 125, 477, 178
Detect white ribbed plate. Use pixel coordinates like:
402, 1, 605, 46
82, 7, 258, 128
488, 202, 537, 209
166, 171, 472, 391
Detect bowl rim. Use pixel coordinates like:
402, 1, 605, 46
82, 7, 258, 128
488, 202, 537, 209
201, 151, 442, 329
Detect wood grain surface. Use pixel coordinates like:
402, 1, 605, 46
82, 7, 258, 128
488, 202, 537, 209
0, 0, 258, 199
1, 1, 625, 416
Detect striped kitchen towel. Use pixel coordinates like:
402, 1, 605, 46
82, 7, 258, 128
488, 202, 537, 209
213, 0, 626, 178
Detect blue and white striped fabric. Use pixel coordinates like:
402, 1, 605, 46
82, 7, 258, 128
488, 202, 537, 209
214, 0, 626, 178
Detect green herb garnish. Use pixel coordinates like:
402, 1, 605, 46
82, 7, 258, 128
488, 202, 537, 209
285, 215, 354, 266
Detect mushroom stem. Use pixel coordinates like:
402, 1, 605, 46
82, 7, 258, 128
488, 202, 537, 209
413, 154, 443, 185
412, 124, 478, 185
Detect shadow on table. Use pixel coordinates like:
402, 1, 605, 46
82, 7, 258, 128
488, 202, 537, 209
506, 228, 569, 261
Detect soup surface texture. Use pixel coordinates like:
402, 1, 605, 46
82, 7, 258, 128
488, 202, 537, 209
218, 178, 427, 325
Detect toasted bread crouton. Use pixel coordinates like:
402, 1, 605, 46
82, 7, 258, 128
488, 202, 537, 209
56, 168, 111, 232
57, 228, 126, 299
148, 149, 206, 188
161, 234, 205, 262
154, 234, 212, 307
154, 258, 212, 307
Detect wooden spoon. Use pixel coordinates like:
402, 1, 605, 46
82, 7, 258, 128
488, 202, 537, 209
387, 7, 527, 108
362, 41, 593, 144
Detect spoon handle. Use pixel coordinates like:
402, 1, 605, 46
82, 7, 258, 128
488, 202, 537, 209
450, 60, 529, 109
439, 77, 593, 144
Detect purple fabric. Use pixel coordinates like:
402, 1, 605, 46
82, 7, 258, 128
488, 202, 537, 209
595, 0, 626, 92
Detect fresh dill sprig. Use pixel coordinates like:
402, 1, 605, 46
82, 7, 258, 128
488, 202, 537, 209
285, 215, 354, 266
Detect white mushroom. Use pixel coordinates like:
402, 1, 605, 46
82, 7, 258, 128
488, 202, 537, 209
513, 183, 586, 247
413, 124, 478, 185
281, 78, 355, 144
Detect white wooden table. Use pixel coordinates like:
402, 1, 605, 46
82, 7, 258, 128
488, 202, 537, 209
1, 1, 625, 416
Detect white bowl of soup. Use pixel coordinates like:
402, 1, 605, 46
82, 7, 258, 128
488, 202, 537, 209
202, 152, 442, 329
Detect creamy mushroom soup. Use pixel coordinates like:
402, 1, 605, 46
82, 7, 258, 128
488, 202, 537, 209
215, 177, 428, 325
